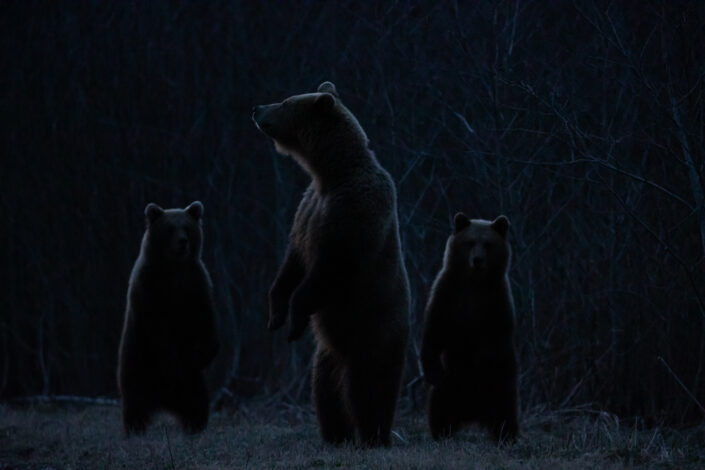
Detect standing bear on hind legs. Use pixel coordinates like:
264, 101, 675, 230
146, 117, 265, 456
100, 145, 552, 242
118, 201, 219, 435
253, 82, 410, 447
421, 213, 519, 443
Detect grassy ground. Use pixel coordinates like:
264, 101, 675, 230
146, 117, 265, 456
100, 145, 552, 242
1, 401, 704, 470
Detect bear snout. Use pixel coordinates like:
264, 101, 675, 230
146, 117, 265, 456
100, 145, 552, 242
472, 256, 485, 268
252, 104, 279, 135
252, 105, 269, 126
172, 230, 190, 257
251, 105, 263, 120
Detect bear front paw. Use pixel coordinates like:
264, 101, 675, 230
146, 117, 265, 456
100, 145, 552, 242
268, 312, 286, 331
268, 296, 288, 331
286, 315, 309, 342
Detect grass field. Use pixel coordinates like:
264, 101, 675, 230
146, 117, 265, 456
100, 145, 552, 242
1, 402, 704, 469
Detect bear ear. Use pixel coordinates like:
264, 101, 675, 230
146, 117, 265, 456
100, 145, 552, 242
491, 215, 510, 238
185, 201, 204, 220
317, 81, 338, 97
144, 203, 164, 225
453, 212, 471, 233
315, 92, 335, 112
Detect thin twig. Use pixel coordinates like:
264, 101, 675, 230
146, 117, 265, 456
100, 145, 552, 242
164, 425, 176, 470
391, 429, 409, 445
599, 175, 705, 317
658, 356, 705, 416
509, 157, 692, 210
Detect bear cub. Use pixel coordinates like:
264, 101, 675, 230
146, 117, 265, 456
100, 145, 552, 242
117, 201, 219, 435
421, 213, 519, 443
252, 82, 410, 447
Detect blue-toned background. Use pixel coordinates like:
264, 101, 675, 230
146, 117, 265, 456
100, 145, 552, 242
2, 0, 704, 425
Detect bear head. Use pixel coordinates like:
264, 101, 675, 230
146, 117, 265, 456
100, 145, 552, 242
444, 213, 511, 281
142, 201, 204, 264
252, 81, 368, 176
252, 82, 338, 157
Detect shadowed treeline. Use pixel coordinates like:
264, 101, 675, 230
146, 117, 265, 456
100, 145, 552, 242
2, 1, 704, 425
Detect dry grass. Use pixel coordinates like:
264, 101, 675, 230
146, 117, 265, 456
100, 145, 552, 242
1, 402, 704, 470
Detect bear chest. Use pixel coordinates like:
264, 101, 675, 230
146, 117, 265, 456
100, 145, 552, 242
291, 193, 329, 253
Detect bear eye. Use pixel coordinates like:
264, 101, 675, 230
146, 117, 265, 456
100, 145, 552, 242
484, 241, 492, 250
465, 240, 476, 248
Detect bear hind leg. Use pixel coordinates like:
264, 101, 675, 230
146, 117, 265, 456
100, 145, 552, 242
428, 381, 464, 440
122, 397, 154, 436
312, 348, 354, 444
168, 374, 209, 434
485, 377, 519, 444
486, 401, 518, 444
347, 356, 403, 447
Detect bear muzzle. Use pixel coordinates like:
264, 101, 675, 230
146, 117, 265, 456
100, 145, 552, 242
252, 104, 277, 135
468, 255, 488, 276
170, 230, 191, 258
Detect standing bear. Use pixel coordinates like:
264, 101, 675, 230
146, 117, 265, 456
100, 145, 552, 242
421, 213, 519, 442
253, 82, 410, 447
117, 201, 219, 435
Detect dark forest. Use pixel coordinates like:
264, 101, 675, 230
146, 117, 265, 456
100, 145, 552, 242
2, 1, 704, 461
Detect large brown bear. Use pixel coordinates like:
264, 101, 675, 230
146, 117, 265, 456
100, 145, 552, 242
420, 213, 519, 443
252, 82, 410, 447
117, 201, 219, 435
